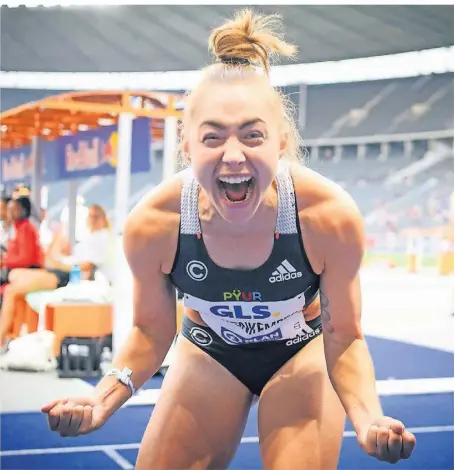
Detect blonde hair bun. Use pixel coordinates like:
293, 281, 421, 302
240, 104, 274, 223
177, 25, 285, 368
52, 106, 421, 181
209, 9, 297, 72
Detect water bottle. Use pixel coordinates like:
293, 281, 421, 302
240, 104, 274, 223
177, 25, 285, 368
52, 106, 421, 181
100, 347, 113, 376
69, 264, 81, 284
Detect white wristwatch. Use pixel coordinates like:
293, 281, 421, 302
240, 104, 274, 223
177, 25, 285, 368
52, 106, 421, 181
106, 367, 137, 397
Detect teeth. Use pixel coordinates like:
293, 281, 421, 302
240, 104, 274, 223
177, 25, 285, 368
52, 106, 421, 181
220, 181, 254, 203
218, 175, 252, 184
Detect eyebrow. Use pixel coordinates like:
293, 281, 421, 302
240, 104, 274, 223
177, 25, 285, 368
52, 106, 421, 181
199, 118, 265, 130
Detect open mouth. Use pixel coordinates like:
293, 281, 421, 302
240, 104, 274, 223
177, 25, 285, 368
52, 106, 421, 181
217, 175, 255, 203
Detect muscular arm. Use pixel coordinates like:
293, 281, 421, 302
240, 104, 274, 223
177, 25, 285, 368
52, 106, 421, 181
91, 197, 178, 419
319, 202, 383, 439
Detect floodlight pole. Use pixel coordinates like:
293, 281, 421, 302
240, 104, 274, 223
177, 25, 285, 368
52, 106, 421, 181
113, 111, 134, 354
163, 116, 178, 181
67, 180, 78, 247
30, 136, 43, 222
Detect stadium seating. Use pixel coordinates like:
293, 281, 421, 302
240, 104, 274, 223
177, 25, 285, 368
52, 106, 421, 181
302, 73, 453, 139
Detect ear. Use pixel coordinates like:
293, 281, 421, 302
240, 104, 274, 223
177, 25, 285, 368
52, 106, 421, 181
279, 132, 288, 159
179, 132, 191, 164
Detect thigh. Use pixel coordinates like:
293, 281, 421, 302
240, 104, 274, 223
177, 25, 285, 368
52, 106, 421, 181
136, 335, 253, 470
8, 268, 59, 292
258, 335, 346, 470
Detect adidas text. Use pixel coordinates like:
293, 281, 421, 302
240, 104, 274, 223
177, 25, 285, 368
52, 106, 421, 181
286, 326, 322, 346
269, 271, 302, 283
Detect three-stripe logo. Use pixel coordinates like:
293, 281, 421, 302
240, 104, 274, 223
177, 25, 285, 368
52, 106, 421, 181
269, 259, 303, 283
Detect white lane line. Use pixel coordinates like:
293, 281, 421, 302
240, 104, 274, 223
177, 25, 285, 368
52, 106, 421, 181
241, 425, 454, 443
0, 443, 141, 457
103, 448, 134, 469
3, 378, 451, 414
376, 377, 454, 396
123, 377, 455, 407
1, 425, 452, 457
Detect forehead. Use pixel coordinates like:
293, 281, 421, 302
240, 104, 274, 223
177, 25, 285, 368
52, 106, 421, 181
89, 207, 102, 216
191, 80, 277, 127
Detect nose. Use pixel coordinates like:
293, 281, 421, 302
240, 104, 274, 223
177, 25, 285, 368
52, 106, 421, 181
221, 138, 246, 166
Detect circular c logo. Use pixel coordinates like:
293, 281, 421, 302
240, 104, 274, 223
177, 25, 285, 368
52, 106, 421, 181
221, 329, 244, 345
190, 327, 213, 347
186, 261, 208, 282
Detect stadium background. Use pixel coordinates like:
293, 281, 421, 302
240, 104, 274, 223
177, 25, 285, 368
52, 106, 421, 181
1, 5, 453, 270
0, 5, 454, 470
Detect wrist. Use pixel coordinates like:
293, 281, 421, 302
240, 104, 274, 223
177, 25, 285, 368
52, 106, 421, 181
92, 375, 133, 418
105, 367, 137, 396
351, 410, 384, 440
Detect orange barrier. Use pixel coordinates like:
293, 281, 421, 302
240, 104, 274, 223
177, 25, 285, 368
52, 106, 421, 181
10, 298, 184, 357
44, 303, 113, 357
438, 239, 454, 276
406, 237, 422, 274
45, 302, 185, 356
407, 253, 420, 273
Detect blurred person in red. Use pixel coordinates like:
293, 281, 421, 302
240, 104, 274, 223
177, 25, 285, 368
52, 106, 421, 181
2, 196, 43, 269
0, 196, 43, 346
1, 196, 43, 278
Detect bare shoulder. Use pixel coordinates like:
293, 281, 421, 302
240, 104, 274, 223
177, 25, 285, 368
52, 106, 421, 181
289, 162, 365, 272
123, 170, 186, 276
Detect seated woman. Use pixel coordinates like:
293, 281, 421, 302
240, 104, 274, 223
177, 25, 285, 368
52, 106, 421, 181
0, 204, 115, 346
0, 196, 43, 285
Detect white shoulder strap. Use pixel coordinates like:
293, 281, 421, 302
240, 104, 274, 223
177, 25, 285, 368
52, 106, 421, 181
180, 170, 201, 235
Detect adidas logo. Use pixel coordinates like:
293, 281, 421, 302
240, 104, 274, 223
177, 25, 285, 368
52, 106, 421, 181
269, 259, 302, 283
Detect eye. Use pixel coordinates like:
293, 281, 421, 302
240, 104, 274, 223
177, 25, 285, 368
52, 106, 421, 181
202, 133, 224, 147
244, 131, 264, 140
242, 131, 265, 147
203, 133, 220, 142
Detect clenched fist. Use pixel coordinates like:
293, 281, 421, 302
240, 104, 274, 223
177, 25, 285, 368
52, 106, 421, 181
41, 396, 108, 438
358, 417, 416, 463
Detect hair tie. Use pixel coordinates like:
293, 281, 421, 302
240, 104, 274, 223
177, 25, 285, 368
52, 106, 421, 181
218, 56, 251, 66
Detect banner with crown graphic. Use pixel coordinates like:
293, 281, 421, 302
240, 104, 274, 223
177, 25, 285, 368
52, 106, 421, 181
1, 145, 33, 187
0, 118, 150, 188
55, 117, 151, 180
1, 140, 59, 188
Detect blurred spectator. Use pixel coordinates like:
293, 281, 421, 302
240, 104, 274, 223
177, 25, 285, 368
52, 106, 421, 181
11, 184, 30, 199
409, 205, 421, 217
0, 204, 114, 346
0, 196, 43, 285
71, 204, 115, 284
321, 147, 334, 161
60, 195, 89, 243
50, 203, 115, 284
427, 196, 439, 219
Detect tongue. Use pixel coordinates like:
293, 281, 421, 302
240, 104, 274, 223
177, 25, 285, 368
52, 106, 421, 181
223, 182, 249, 202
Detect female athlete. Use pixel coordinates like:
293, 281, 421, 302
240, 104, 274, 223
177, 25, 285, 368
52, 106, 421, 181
42, 9, 416, 469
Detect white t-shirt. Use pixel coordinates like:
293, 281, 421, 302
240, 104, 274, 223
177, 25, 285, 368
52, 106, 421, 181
73, 228, 116, 284
0, 221, 10, 250
39, 220, 54, 250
